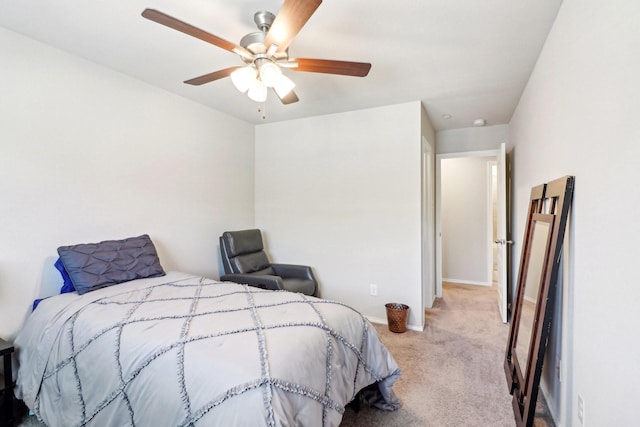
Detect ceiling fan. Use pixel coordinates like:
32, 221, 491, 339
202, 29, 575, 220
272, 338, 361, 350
141, 0, 371, 109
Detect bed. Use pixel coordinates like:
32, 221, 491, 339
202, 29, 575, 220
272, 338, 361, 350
14, 235, 401, 426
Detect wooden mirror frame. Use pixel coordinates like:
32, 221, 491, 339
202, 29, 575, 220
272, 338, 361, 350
504, 175, 574, 427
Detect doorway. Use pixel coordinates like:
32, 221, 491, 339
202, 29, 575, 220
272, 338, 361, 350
435, 147, 509, 322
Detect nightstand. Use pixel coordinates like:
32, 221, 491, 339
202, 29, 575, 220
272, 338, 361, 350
0, 338, 14, 427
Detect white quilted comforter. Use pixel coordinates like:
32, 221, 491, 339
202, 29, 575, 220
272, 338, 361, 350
15, 272, 400, 426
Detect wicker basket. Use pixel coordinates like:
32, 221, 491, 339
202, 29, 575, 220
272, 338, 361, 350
385, 303, 409, 333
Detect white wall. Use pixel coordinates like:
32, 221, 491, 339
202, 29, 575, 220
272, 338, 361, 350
436, 124, 509, 154
255, 102, 424, 329
441, 156, 493, 285
0, 28, 255, 339
509, 0, 640, 425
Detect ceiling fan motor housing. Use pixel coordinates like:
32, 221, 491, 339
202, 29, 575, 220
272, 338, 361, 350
236, 11, 286, 96
240, 11, 279, 60
240, 32, 267, 56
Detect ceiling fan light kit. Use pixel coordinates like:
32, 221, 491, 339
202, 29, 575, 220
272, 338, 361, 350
247, 81, 268, 103
141, 0, 372, 117
231, 62, 296, 101
258, 61, 282, 87
230, 66, 257, 93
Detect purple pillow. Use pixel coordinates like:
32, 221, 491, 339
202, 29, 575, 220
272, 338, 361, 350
57, 234, 165, 295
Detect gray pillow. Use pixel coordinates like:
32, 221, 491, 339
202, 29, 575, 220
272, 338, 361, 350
57, 234, 165, 295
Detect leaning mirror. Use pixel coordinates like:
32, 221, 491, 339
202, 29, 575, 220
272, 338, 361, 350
514, 219, 551, 376
504, 176, 574, 427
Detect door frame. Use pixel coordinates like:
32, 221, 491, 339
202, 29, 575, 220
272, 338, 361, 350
435, 149, 500, 298
488, 160, 498, 289
421, 137, 436, 312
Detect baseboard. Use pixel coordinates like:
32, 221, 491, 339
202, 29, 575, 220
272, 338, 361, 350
366, 316, 424, 332
442, 278, 492, 287
539, 383, 562, 427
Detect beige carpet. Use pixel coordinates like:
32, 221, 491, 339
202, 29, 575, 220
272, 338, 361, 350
340, 282, 555, 427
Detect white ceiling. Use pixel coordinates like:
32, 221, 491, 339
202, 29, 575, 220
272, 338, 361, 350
0, 0, 562, 130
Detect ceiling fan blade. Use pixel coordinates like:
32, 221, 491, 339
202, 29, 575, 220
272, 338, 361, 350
274, 88, 300, 105
264, 0, 322, 53
291, 58, 372, 77
142, 8, 238, 53
184, 67, 241, 85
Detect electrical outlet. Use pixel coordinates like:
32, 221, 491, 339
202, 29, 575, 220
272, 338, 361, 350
369, 284, 378, 296
577, 394, 584, 425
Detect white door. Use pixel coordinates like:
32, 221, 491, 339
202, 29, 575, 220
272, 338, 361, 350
495, 143, 509, 323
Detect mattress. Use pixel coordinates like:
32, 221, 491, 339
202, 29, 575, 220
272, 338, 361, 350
14, 271, 400, 426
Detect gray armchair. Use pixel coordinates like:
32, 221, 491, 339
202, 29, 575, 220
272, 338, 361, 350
219, 229, 318, 296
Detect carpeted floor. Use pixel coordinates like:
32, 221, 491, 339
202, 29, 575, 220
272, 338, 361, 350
339, 282, 555, 427
17, 282, 554, 426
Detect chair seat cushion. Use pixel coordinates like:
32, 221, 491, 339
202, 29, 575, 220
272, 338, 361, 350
282, 278, 316, 296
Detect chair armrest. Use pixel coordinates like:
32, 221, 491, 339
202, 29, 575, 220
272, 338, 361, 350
271, 264, 315, 280
220, 273, 283, 291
